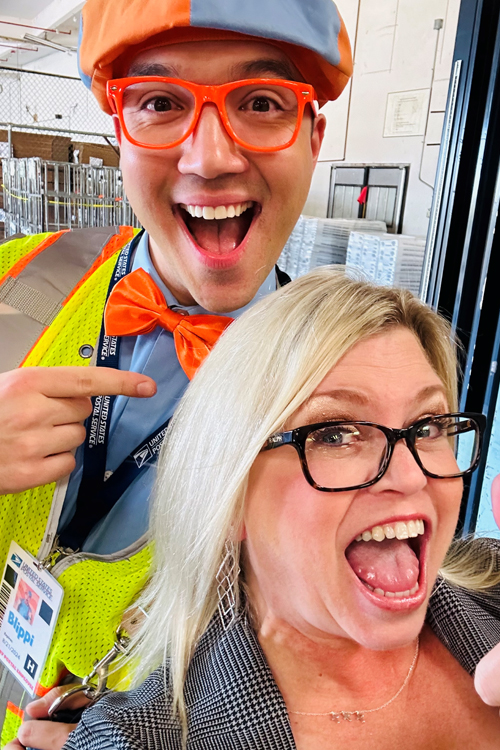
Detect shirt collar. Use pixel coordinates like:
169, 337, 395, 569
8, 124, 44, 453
132, 231, 276, 319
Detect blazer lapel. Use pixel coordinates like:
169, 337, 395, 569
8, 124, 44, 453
184, 614, 296, 749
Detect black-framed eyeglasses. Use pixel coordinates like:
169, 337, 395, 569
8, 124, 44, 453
261, 413, 486, 492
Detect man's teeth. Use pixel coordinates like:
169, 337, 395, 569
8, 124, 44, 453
180, 201, 253, 220
355, 519, 425, 543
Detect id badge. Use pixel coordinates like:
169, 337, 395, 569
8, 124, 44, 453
0, 541, 63, 695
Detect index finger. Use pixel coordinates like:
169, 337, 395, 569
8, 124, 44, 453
35, 367, 157, 399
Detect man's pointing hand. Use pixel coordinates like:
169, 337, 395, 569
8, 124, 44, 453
0, 366, 156, 494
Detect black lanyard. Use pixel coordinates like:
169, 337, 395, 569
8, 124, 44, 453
59, 240, 170, 551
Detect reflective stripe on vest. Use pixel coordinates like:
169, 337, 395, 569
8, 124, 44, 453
0, 227, 134, 372
0, 703, 23, 749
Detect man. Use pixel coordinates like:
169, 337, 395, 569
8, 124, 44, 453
0, 1, 352, 747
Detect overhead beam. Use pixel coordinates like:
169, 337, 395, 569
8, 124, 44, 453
32, 0, 84, 33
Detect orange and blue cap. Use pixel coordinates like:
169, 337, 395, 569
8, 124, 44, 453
78, 0, 353, 113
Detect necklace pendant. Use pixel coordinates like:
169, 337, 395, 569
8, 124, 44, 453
330, 711, 365, 724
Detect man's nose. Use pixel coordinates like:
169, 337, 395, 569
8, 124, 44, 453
369, 440, 428, 497
177, 103, 249, 179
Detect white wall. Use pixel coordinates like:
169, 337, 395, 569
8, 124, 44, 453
4, 0, 461, 214
23, 50, 79, 77
304, 0, 461, 237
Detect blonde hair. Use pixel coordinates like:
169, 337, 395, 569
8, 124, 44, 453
439, 537, 500, 590
132, 267, 461, 728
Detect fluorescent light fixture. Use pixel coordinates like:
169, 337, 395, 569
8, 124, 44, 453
23, 33, 76, 55
0, 41, 38, 52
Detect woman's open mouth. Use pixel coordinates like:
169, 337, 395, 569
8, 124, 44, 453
345, 518, 429, 609
176, 201, 259, 260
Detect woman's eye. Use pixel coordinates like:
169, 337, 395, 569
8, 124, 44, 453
323, 432, 345, 445
315, 427, 361, 446
416, 422, 443, 440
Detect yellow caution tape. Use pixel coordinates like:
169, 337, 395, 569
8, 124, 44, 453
1, 183, 125, 210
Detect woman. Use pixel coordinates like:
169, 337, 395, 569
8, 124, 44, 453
64, 268, 500, 749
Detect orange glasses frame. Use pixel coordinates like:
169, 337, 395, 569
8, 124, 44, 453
106, 77, 317, 153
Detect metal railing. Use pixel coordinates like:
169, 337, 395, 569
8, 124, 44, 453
2, 157, 140, 236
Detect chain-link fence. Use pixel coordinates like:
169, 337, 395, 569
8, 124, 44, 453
0, 66, 141, 237
0, 66, 111, 136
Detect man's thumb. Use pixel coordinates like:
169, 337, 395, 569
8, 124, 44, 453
492, 474, 500, 530
474, 641, 500, 706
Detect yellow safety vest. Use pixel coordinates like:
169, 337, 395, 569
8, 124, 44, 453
0, 227, 152, 745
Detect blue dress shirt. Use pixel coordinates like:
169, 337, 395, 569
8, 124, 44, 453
58, 231, 276, 555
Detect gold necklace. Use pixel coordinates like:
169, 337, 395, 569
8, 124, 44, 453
289, 636, 419, 724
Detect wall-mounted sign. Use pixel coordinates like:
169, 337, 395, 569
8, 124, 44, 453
384, 89, 430, 138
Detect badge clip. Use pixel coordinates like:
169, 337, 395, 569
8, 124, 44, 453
48, 629, 130, 717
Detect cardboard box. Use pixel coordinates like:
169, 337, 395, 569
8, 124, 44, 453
72, 141, 120, 168
0, 130, 71, 162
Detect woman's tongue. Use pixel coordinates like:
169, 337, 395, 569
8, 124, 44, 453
188, 216, 248, 255
345, 537, 419, 592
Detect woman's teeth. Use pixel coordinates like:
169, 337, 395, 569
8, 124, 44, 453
180, 201, 253, 220
355, 519, 425, 543
364, 581, 420, 598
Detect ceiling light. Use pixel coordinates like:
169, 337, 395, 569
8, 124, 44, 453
23, 33, 76, 54
0, 42, 37, 52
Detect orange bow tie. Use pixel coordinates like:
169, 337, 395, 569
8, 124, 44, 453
104, 268, 233, 379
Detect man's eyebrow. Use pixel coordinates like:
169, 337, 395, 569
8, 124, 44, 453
126, 62, 179, 77
230, 58, 301, 81
126, 58, 300, 82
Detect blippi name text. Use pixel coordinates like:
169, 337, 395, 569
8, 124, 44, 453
20, 562, 53, 601
8, 611, 34, 647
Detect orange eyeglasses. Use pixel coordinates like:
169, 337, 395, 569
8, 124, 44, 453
106, 77, 318, 153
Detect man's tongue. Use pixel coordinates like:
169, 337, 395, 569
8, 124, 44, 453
187, 216, 248, 255
345, 537, 419, 592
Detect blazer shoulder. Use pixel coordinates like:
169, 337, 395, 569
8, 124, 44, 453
64, 668, 182, 750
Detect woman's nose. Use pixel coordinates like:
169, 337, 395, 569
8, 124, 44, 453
369, 440, 428, 497
177, 103, 249, 179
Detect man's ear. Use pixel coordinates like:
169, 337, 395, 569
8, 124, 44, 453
311, 113, 326, 164
112, 114, 122, 145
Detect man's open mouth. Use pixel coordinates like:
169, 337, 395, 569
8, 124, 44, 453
345, 519, 427, 599
177, 201, 258, 256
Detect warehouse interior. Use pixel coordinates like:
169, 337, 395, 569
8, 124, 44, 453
4, 0, 500, 534
0, 0, 460, 288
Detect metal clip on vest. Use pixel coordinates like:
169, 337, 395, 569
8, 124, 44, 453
47, 629, 130, 720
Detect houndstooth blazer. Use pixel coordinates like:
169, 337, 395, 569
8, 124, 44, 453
64, 574, 500, 750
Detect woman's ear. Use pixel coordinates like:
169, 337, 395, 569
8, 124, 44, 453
236, 522, 247, 541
